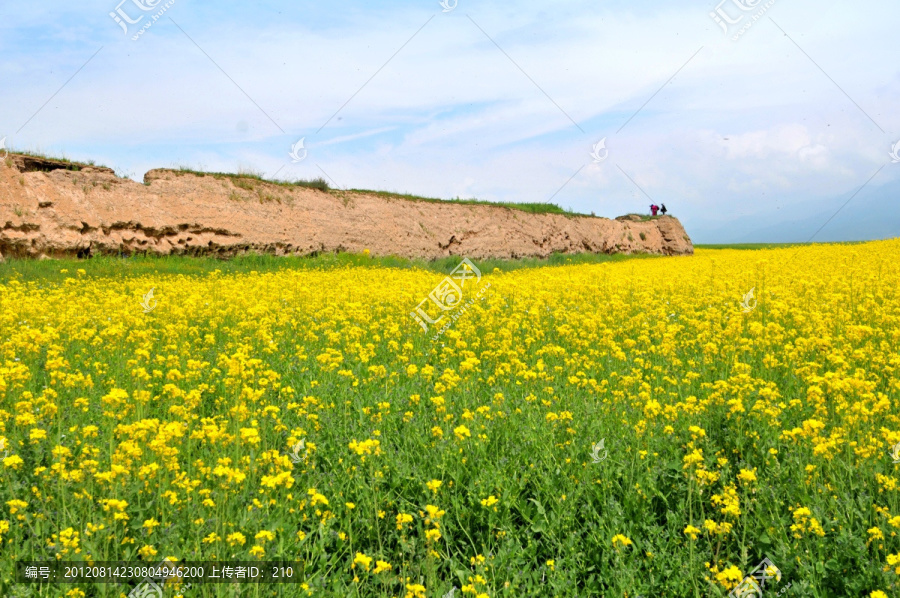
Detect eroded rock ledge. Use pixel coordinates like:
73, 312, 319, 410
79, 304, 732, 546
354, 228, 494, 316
0, 154, 693, 260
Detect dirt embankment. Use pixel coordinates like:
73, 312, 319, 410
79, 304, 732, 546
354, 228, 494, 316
0, 154, 693, 260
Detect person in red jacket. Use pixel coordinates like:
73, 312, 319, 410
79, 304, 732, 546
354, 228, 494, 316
650, 204, 659, 216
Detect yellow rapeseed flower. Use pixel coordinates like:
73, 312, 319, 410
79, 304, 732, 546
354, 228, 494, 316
737, 468, 758, 484
353, 552, 372, 571
396, 513, 413, 530
611, 534, 633, 548
454, 425, 471, 441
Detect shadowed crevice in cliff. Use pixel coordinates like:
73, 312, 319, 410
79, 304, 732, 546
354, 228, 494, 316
7, 153, 116, 175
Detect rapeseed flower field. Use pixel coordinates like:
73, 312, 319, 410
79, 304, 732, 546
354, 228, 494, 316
1, 241, 899, 597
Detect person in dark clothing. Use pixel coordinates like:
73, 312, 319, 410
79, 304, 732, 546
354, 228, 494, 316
660, 204, 667, 215
650, 204, 659, 216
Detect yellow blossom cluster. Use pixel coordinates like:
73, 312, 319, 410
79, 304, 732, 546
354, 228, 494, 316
0, 241, 898, 594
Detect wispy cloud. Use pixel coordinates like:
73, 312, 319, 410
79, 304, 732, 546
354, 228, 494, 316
317, 127, 397, 147
0, 0, 897, 242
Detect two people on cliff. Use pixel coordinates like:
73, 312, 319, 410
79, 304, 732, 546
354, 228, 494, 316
650, 204, 667, 216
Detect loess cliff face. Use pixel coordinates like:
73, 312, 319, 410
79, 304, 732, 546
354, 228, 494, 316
0, 154, 693, 260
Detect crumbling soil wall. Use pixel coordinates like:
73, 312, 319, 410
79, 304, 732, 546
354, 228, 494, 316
0, 155, 693, 260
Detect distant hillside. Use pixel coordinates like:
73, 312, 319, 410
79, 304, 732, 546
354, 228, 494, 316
689, 178, 900, 244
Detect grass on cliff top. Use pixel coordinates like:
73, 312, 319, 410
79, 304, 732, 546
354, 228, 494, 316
7, 151, 635, 218
0, 250, 662, 284
618, 213, 663, 221
170, 168, 594, 217
169, 167, 330, 191
4, 149, 109, 171
344, 189, 588, 216
7, 152, 607, 217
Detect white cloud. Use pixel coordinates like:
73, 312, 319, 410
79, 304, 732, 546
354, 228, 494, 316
0, 0, 898, 241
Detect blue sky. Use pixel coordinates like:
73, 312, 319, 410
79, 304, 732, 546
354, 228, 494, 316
1, 0, 898, 243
